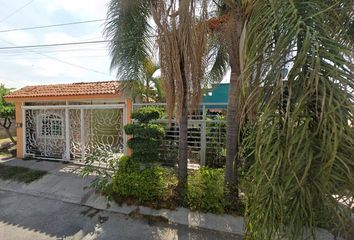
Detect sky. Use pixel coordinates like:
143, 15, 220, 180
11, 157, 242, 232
0, 0, 116, 89
0, 0, 231, 90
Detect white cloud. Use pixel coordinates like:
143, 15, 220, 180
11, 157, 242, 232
0, 0, 115, 89
40, 0, 110, 19
43, 32, 76, 44
34, 58, 86, 77
0, 31, 34, 45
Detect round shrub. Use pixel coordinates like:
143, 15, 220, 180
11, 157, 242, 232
131, 106, 163, 123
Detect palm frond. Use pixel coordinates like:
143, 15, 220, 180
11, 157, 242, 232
105, 0, 153, 81
205, 40, 229, 85
242, 0, 354, 239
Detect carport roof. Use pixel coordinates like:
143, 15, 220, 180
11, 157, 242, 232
4, 81, 120, 99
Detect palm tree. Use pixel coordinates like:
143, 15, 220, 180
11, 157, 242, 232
240, 1, 354, 239
208, 0, 353, 238
205, 1, 257, 203
119, 58, 162, 103
105, 0, 210, 198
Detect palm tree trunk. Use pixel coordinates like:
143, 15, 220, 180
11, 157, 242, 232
145, 78, 149, 103
225, 75, 237, 184
177, 50, 189, 202
225, 70, 240, 198
225, 14, 244, 201
177, 93, 188, 201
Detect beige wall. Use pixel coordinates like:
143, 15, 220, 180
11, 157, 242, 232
15, 102, 23, 159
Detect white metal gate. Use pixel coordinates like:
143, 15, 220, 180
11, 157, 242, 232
22, 104, 126, 162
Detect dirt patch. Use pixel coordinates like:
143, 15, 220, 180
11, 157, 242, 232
128, 208, 169, 225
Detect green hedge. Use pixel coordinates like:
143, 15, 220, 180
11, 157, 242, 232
186, 167, 226, 214
112, 157, 177, 204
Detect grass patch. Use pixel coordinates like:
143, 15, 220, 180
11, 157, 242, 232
0, 164, 47, 183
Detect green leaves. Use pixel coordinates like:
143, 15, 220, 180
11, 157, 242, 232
105, 0, 153, 82
186, 167, 227, 214
242, 0, 354, 239
0, 84, 15, 119
130, 106, 163, 123
113, 159, 177, 203
124, 106, 165, 163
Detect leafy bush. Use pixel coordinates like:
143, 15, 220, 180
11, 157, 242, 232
124, 106, 165, 162
112, 157, 177, 204
186, 167, 226, 214
80, 149, 121, 196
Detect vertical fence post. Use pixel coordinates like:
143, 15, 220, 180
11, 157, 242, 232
200, 105, 206, 166
80, 109, 85, 162
16, 102, 25, 159
124, 98, 133, 156
65, 108, 70, 161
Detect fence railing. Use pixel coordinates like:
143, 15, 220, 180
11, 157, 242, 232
133, 103, 227, 167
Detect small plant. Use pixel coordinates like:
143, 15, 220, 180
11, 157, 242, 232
124, 106, 165, 162
80, 149, 121, 196
186, 167, 226, 214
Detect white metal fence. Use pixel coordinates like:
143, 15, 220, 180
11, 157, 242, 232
133, 103, 227, 167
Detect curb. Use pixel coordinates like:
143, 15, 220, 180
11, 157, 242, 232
0, 177, 245, 236
0, 174, 347, 240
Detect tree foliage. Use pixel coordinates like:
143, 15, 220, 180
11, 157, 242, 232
241, 1, 354, 239
0, 84, 16, 144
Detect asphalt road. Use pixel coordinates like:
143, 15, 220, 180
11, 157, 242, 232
0, 190, 242, 240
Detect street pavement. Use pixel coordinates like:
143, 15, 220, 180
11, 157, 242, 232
0, 190, 242, 240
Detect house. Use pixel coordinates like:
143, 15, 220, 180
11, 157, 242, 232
4, 81, 132, 162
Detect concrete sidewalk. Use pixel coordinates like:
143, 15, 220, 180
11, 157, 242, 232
0, 158, 246, 236
0, 158, 345, 240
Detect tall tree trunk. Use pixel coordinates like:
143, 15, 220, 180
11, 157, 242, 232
225, 70, 241, 199
177, 92, 188, 201
177, 50, 189, 202
145, 78, 149, 103
224, 13, 244, 201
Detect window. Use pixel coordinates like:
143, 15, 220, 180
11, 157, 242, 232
39, 114, 63, 138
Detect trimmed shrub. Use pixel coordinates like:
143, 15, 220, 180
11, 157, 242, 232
131, 106, 163, 123
186, 167, 226, 214
124, 106, 165, 162
112, 156, 177, 204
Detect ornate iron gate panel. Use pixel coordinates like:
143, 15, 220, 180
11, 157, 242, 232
23, 105, 125, 161
69, 108, 124, 162
25, 109, 66, 159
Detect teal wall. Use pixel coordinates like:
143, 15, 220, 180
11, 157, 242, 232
202, 83, 229, 104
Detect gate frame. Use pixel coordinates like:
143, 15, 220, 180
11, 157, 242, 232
22, 103, 128, 161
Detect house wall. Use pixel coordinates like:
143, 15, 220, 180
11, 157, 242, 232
15, 102, 23, 159
10, 95, 132, 160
